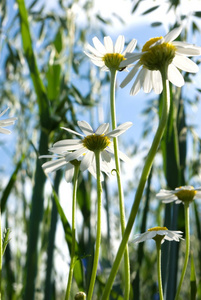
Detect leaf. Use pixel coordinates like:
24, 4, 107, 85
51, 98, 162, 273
0, 154, 25, 213
96, 14, 111, 25
194, 11, 201, 18
46, 63, 61, 101
17, 0, 50, 127
142, 5, 160, 15
190, 252, 197, 300
54, 29, 63, 54
2, 228, 11, 255
132, 1, 141, 14
151, 22, 162, 27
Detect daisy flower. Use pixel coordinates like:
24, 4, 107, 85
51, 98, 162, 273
0, 107, 17, 135
41, 121, 132, 181
133, 226, 183, 244
120, 26, 201, 95
84, 35, 137, 71
156, 185, 201, 204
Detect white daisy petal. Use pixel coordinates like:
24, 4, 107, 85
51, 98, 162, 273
152, 71, 163, 94
120, 62, 141, 88
106, 122, 132, 138
65, 163, 75, 182
78, 121, 94, 135
101, 65, 109, 71
164, 26, 183, 43
104, 36, 114, 53
83, 51, 103, 61
168, 64, 184, 87
65, 147, 86, 161
101, 150, 111, 162
175, 46, 201, 56
122, 39, 137, 56
120, 53, 143, 68
51, 143, 83, 151
95, 123, 109, 135
130, 70, 143, 96
0, 128, 12, 134
118, 150, 130, 163
53, 139, 82, 147
61, 127, 84, 137
143, 69, 152, 93
92, 37, 106, 54
42, 158, 67, 173
80, 151, 94, 171
173, 55, 199, 73
0, 107, 17, 135
85, 43, 103, 57
114, 35, 125, 53
90, 59, 105, 67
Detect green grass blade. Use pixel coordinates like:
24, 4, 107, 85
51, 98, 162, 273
16, 0, 49, 126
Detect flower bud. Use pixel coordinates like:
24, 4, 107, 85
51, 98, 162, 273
74, 291, 86, 300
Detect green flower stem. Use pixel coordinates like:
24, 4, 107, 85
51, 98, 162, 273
175, 202, 190, 300
101, 65, 170, 300
65, 165, 80, 300
0, 209, 2, 300
87, 150, 102, 300
155, 240, 164, 300
110, 68, 130, 300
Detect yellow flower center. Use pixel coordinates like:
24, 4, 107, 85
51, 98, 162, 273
140, 36, 176, 71
175, 186, 197, 203
148, 226, 168, 232
102, 53, 125, 69
82, 134, 111, 152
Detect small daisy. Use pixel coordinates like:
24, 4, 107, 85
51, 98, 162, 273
84, 35, 137, 71
133, 226, 183, 244
0, 107, 17, 135
120, 26, 201, 95
41, 121, 132, 180
156, 185, 201, 204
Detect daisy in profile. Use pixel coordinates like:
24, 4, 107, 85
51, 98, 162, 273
133, 226, 183, 244
133, 226, 183, 300
120, 26, 201, 95
84, 35, 137, 71
156, 185, 201, 204
0, 107, 17, 135
40, 121, 132, 181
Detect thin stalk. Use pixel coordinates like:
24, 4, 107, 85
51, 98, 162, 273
155, 240, 164, 300
110, 68, 130, 300
87, 151, 102, 300
65, 165, 80, 300
174, 202, 190, 300
101, 65, 170, 300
